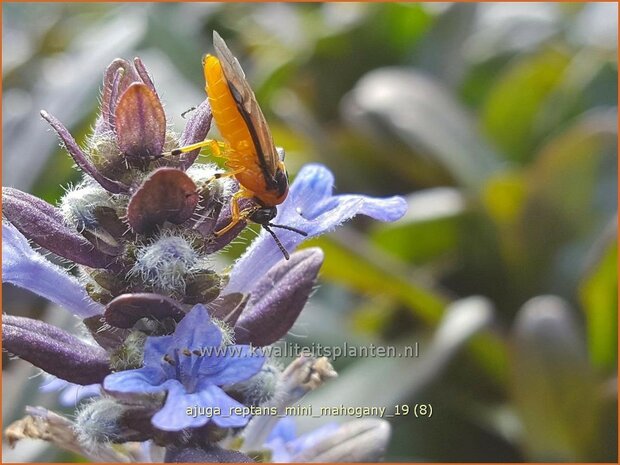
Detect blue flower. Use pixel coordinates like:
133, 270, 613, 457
2, 222, 103, 317
103, 304, 265, 431
40, 377, 101, 407
265, 417, 339, 463
224, 163, 407, 293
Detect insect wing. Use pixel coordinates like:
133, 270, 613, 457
212, 31, 279, 177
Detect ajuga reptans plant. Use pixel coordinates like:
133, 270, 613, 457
2, 50, 406, 462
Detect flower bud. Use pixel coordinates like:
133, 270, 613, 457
129, 232, 199, 295
228, 359, 281, 408
3, 187, 117, 268
3, 315, 110, 385
176, 98, 213, 170
235, 248, 324, 346
184, 270, 222, 304
75, 397, 126, 448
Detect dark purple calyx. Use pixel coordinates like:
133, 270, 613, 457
3, 315, 111, 385
235, 248, 324, 346
3, 187, 119, 268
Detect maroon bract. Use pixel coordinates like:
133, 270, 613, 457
127, 168, 199, 234
104, 293, 186, 329
99, 58, 143, 135
114, 83, 167, 166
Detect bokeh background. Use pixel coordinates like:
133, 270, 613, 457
2, 2, 617, 462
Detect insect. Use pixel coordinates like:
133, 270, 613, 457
171, 31, 306, 260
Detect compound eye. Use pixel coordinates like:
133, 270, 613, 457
250, 207, 277, 224
276, 147, 286, 162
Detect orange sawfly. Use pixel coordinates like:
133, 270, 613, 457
172, 32, 306, 260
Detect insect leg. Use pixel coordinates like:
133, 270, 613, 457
166, 139, 227, 157
210, 167, 245, 181
214, 188, 254, 236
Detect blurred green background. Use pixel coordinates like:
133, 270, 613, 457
2, 2, 617, 462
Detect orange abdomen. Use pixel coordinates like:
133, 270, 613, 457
204, 55, 253, 154
204, 55, 275, 198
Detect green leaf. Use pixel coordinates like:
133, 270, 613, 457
304, 233, 448, 324
522, 109, 617, 251
499, 109, 618, 297
482, 47, 570, 163
378, 3, 433, 56
299, 296, 494, 430
482, 171, 526, 227
344, 68, 501, 191
417, 3, 478, 88
579, 235, 618, 372
511, 296, 601, 461
372, 187, 465, 264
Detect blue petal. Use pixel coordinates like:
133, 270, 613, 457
103, 366, 168, 394
225, 164, 407, 293
142, 334, 184, 381
150, 381, 201, 431
172, 304, 222, 350
266, 437, 293, 463
57, 383, 100, 406
267, 417, 297, 443
203, 384, 251, 428
2, 222, 103, 317
289, 422, 340, 455
40, 377, 100, 407
198, 345, 265, 385
142, 334, 174, 366
265, 418, 340, 462
150, 382, 249, 431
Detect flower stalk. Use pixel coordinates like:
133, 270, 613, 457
2, 48, 406, 462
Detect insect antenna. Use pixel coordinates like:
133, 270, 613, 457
267, 223, 308, 237
181, 106, 197, 119
262, 224, 290, 260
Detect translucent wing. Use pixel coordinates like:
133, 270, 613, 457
212, 31, 279, 177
